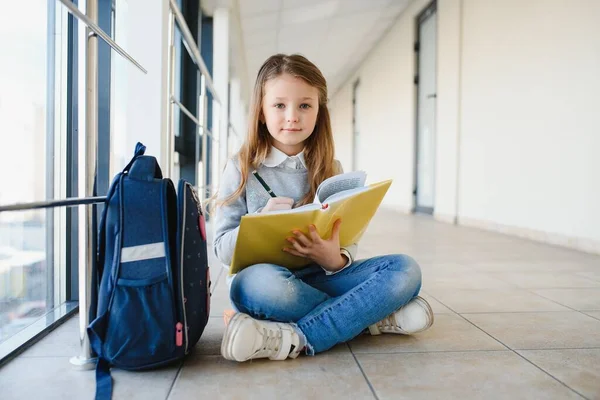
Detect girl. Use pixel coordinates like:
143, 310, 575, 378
212, 54, 433, 362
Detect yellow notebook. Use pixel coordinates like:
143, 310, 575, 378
229, 174, 392, 274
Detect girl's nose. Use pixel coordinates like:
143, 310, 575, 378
287, 111, 299, 123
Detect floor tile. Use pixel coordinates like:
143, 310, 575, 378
418, 261, 475, 272
0, 356, 180, 400
584, 311, 600, 321
419, 292, 454, 314
532, 288, 600, 311
466, 261, 600, 272
356, 351, 583, 399
209, 273, 232, 317
518, 349, 600, 399
19, 314, 81, 357
429, 289, 570, 313
349, 313, 505, 353
490, 272, 600, 289
576, 271, 600, 282
192, 317, 226, 356
422, 272, 517, 291
170, 354, 374, 399
463, 312, 600, 349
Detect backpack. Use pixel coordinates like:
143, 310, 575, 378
87, 143, 211, 400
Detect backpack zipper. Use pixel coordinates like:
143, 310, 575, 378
189, 184, 202, 215
179, 183, 190, 353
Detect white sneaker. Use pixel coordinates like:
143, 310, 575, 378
221, 313, 303, 362
368, 296, 434, 335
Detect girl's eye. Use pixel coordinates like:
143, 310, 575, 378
300, 104, 311, 109
274, 103, 285, 109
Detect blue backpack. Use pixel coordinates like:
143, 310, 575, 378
88, 143, 211, 400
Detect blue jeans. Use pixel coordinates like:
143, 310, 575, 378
229, 254, 422, 355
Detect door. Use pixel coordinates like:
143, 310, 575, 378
352, 80, 360, 171
414, 2, 437, 214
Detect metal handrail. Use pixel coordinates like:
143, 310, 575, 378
204, 128, 215, 140
0, 197, 106, 213
57, 0, 147, 74
169, 0, 220, 103
171, 96, 201, 127
170, 97, 220, 143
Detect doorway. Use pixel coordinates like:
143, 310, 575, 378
414, 1, 437, 214
352, 80, 360, 171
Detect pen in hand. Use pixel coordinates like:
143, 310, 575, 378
252, 170, 277, 198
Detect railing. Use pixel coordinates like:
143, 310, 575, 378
0, 0, 147, 370
57, 0, 148, 370
167, 0, 224, 200
1, 0, 234, 370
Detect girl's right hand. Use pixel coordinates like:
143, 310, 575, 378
261, 197, 294, 213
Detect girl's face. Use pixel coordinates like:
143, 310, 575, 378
261, 73, 319, 156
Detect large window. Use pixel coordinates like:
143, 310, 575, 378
0, 0, 114, 362
0, 0, 69, 357
172, 0, 218, 199
0, 0, 218, 364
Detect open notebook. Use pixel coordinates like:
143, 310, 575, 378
229, 171, 392, 274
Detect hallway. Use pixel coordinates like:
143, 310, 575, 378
2, 209, 599, 399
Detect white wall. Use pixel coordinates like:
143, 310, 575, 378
331, 0, 600, 254
329, 83, 353, 172
457, 0, 600, 251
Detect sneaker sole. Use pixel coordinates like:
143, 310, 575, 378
220, 312, 248, 361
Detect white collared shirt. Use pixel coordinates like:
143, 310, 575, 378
262, 146, 307, 170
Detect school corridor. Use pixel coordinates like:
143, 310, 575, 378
1, 0, 599, 398
2, 209, 600, 398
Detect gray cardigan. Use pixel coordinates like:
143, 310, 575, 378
213, 157, 358, 275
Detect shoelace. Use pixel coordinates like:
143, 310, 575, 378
253, 327, 283, 358
378, 314, 400, 331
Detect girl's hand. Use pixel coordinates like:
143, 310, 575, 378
261, 197, 294, 213
283, 219, 347, 272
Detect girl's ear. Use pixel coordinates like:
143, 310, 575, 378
259, 112, 265, 124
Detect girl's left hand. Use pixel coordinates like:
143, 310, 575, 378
283, 219, 347, 272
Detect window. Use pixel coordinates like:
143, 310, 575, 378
0, 0, 113, 363
0, 0, 72, 359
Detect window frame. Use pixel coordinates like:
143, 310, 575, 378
0, 0, 113, 367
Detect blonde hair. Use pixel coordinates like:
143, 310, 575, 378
209, 54, 337, 212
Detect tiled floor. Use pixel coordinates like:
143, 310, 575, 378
2, 209, 600, 399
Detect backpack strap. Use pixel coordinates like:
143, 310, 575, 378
95, 173, 122, 293
120, 141, 163, 182
95, 358, 112, 400
89, 145, 142, 400
122, 142, 147, 173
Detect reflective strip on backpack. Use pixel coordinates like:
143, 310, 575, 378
121, 242, 165, 263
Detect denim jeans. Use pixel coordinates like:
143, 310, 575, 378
229, 254, 422, 355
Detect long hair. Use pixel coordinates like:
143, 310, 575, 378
215, 54, 337, 210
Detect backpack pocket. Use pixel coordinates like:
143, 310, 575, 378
104, 271, 177, 367
177, 181, 211, 351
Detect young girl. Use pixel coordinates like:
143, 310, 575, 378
212, 54, 433, 362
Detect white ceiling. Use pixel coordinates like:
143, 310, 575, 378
236, 0, 411, 97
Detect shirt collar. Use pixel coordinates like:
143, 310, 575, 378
262, 146, 306, 169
